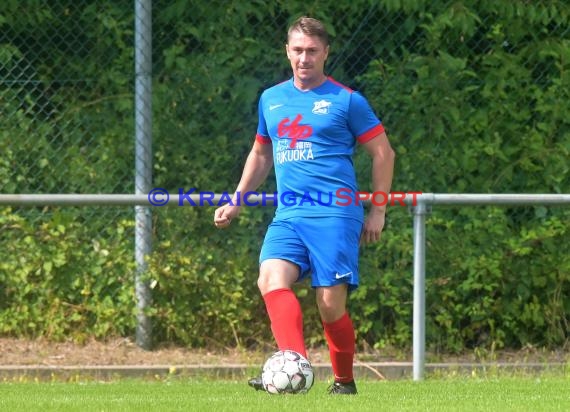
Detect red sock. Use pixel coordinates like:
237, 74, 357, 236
262, 288, 307, 358
323, 312, 355, 383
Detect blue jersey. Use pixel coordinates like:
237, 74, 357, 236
256, 77, 384, 222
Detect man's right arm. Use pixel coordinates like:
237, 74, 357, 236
214, 139, 273, 228
233, 139, 274, 199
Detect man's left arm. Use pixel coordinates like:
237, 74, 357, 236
360, 131, 395, 244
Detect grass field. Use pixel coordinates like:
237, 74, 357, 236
1, 377, 569, 412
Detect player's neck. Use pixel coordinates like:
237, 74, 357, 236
293, 74, 328, 91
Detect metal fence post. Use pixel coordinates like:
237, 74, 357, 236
411, 200, 430, 380
134, 0, 153, 350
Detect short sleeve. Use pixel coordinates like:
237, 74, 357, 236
256, 93, 271, 143
347, 92, 384, 143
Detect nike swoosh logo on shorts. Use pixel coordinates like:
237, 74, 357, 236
335, 271, 353, 279
269, 104, 284, 111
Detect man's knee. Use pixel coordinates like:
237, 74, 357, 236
257, 259, 299, 295
256, 271, 273, 294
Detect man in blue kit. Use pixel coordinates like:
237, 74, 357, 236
214, 16, 395, 394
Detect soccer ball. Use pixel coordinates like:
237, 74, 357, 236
261, 350, 314, 394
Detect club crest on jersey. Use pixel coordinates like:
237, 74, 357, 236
312, 99, 332, 115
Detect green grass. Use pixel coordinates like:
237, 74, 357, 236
1, 377, 569, 412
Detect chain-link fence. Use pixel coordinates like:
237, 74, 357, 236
1, 1, 568, 350
1, 1, 139, 343
3, 1, 567, 193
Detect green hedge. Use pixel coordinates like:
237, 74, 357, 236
1, 0, 568, 352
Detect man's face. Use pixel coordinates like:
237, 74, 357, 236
286, 31, 329, 89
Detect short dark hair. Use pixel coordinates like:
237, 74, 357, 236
287, 16, 329, 46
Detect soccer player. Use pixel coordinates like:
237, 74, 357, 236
214, 16, 395, 395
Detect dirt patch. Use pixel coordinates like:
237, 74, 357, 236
0, 338, 329, 367
0, 338, 251, 366
0, 338, 567, 367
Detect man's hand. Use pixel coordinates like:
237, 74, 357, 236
360, 208, 386, 244
214, 204, 241, 229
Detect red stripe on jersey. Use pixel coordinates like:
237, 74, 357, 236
327, 76, 353, 92
357, 123, 385, 144
256, 133, 271, 144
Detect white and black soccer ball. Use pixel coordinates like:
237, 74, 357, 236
261, 350, 314, 394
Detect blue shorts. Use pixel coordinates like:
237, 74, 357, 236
259, 216, 363, 290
